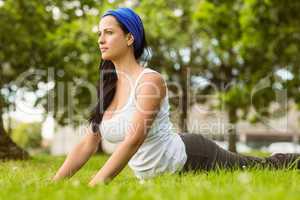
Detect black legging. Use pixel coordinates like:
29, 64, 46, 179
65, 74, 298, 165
179, 133, 300, 173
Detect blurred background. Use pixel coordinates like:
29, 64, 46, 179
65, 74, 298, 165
1, 0, 300, 159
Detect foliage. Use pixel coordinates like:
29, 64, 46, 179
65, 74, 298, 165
11, 122, 42, 149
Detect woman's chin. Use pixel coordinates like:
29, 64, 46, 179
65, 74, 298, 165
101, 54, 111, 60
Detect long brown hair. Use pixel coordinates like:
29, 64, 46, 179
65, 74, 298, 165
89, 16, 149, 133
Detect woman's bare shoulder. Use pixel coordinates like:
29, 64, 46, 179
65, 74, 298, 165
136, 69, 166, 99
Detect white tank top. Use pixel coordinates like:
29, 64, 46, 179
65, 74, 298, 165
99, 67, 187, 180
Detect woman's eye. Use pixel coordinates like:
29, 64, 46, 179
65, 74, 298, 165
107, 31, 113, 34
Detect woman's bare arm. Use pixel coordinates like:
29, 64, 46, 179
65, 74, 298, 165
52, 127, 101, 181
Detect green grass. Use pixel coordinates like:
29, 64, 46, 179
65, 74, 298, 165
0, 153, 299, 200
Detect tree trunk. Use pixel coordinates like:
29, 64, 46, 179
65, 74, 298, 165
228, 110, 237, 152
179, 66, 189, 133
7, 107, 12, 136
228, 125, 237, 153
0, 105, 29, 160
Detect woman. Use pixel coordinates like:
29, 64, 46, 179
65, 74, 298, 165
52, 7, 300, 186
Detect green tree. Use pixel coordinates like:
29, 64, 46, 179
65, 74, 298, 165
192, 0, 300, 151
0, 0, 56, 159
0, 0, 117, 159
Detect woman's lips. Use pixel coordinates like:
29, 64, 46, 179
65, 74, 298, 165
100, 47, 108, 52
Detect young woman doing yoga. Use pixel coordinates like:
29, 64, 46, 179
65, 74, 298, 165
52, 7, 300, 186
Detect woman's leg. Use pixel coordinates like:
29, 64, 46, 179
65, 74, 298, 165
264, 152, 300, 169
179, 133, 300, 173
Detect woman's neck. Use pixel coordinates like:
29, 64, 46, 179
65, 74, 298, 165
111, 53, 143, 82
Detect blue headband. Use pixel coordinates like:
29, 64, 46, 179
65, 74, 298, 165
102, 7, 144, 52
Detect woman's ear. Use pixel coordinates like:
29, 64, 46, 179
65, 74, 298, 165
126, 33, 134, 46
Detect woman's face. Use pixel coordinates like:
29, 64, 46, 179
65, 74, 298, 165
98, 16, 131, 61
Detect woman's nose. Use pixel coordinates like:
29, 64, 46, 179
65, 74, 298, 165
98, 35, 105, 45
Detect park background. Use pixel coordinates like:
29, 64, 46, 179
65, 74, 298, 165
1, 1, 300, 199
1, 0, 300, 158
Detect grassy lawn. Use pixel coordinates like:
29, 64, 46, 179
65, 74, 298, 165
0, 153, 299, 200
